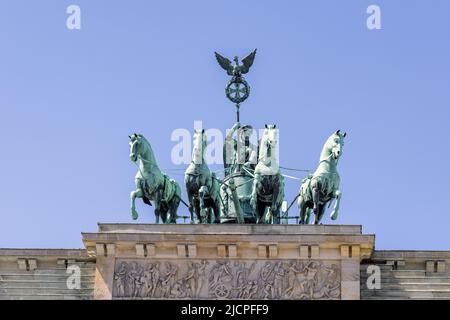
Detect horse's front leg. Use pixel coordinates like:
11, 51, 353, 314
250, 174, 261, 211
198, 186, 208, 224
187, 190, 195, 224
185, 175, 195, 224
270, 183, 280, 223
255, 200, 266, 224
212, 197, 221, 224
298, 196, 307, 224
154, 190, 162, 224
312, 186, 321, 224
304, 208, 311, 224
330, 190, 341, 220
130, 188, 143, 220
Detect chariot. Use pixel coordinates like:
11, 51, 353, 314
220, 170, 256, 223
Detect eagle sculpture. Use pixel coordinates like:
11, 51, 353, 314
214, 49, 257, 78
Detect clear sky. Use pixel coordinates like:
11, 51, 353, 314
0, 0, 449, 250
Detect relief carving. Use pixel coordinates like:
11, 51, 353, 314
113, 259, 340, 299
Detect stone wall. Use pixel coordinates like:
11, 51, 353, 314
82, 224, 375, 300
361, 250, 450, 299
1, 225, 449, 300
0, 249, 95, 300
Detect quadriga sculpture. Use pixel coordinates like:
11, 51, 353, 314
297, 130, 346, 224
185, 130, 221, 223
129, 133, 180, 223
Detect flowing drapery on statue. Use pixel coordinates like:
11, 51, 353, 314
129, 133, 181, 223
297, 130, 346, 224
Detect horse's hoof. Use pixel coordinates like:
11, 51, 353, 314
330, 211, 338, 220
131, 210, 139, 220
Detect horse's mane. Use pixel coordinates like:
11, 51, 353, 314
139, 135, 155, 154
137, 135, 158, 165
139, 135, 151, 147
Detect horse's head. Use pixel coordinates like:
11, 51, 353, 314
192, 129, 207, 164
263, 124, 278, 149
258, 124, 279, 165
129, 133, 143, 162
327, 130, 346, 160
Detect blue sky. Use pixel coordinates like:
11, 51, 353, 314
0, 1, 449, 250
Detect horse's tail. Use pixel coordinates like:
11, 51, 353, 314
210, 172, 221, 199
143, 196, 152, 206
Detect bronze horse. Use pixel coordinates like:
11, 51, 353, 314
185, 130, 221, 223
129, 134, 180, 223
250, 125, 285, 224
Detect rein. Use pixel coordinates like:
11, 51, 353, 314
319, 149, 341, 166
319, 153, 334, 163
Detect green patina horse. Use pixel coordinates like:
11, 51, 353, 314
129, 133, 180, 223
185, 130, 221, 224
298, 130, 346, 224
250, 125, 285, 224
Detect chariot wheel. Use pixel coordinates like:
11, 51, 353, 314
214, 284, 230, 298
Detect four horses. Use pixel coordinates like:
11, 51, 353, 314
129, 129, 346, 225
184, 130, 221, 224
129, 134, 180, 224
297, 130, 346, 224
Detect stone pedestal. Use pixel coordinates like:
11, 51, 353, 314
82, 224, 374, 300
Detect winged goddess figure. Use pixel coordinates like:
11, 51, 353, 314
214, 49, 257, 79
